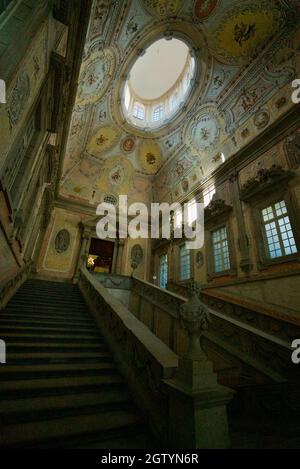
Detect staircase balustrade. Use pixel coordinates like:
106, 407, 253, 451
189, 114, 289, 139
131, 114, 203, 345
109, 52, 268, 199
79, 268, 234, 448
130, 276, 297, 385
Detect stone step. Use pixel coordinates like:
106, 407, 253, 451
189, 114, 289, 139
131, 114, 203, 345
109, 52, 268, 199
2, 332, 101, 343
0, 279, 152, 449
0, 318, 95, 328
7, 351, 110, 364
8, 289, 85, 298
5, 343, 107, 354
0, 324, 96, 335
0, 392, 132, 426
0, 374, 123, 395
5, 303, 89, 313
0, 312, 93, 323
0, 389, 129, 415
0, 362, 117, 380
0, 409, 143, 448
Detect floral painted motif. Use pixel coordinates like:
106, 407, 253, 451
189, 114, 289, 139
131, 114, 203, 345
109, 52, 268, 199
77, 49, 115, 107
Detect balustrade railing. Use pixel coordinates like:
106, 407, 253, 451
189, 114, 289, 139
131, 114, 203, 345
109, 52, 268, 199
79, 268, 234, 448
129, 276, 298, 385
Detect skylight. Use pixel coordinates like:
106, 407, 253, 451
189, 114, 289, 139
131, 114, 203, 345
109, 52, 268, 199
122, 38, 195, 130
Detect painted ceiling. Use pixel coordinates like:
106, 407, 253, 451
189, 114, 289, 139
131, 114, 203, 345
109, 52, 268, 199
59, 0, 300, 208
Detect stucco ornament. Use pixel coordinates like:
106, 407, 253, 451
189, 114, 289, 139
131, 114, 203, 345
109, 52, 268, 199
131, 244, 144, 273
139, 140, 161, 174
55, 229, 71, 254
76, 48, 115, 108
131, 244, 144, 265
7, 72, 30, 130
187, 108, 221, 154
194, 0, 219, 21
97, 156, 134, 193
179, 282, 211, 360
209, 2, 284, 64
253, 109, 270, 129
86, 125, 120, 157
142, 0, 182, 18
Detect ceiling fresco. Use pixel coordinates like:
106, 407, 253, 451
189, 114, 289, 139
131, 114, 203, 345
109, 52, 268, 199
59, 0, 300, 208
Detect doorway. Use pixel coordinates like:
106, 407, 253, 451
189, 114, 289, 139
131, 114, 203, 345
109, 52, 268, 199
87, 238, 115, 274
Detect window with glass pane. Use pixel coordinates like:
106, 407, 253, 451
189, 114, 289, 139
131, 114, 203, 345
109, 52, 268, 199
212, 226, 230, 273
261, 200, 297, 259
133, 103, 145, 120
180, 245, 191, 280
159, 254, 168, 289
153, 105, 164, 122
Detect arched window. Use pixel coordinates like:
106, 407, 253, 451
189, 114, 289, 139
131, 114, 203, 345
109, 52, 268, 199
153, 105, 164, 122
133, 102, 145, 120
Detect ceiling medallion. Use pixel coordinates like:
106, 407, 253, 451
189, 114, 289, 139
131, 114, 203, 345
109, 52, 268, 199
210, 2, 283, 64
121, 136, 136, 153
186, 107, 221, 155
86, 125, 120, 157
76, 48, 116, 108
194, 0, 219, 21
253, 109, 270, 129
139, 140, 161, 174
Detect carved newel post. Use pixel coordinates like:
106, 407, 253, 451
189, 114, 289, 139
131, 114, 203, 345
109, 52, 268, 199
165, 282, 234, 448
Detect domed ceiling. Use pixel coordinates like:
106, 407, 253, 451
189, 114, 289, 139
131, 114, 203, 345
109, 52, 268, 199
129, 38, 189, 100
59, 0, 300, 208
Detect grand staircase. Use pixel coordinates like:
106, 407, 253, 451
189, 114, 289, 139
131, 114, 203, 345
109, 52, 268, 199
0, 279, 154, 449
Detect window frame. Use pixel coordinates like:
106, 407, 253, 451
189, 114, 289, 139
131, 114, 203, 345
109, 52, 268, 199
179, 243, 192, 282
133, 102, 145, 120
205, 218, 236, 280
152, 104, 164, 122
159, 253, 168, 289
211, 225, 231, 274
251, 191, 300, 269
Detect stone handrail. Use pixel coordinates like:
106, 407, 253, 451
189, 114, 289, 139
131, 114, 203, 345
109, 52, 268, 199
80, 269, 234, 448
0, 261, 31, 310
130, 276, 298, 384
78, 267, 178, 443
91, 272, 132, 290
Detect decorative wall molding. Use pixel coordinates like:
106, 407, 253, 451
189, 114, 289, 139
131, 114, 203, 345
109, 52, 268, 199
240, 165, 294, 202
